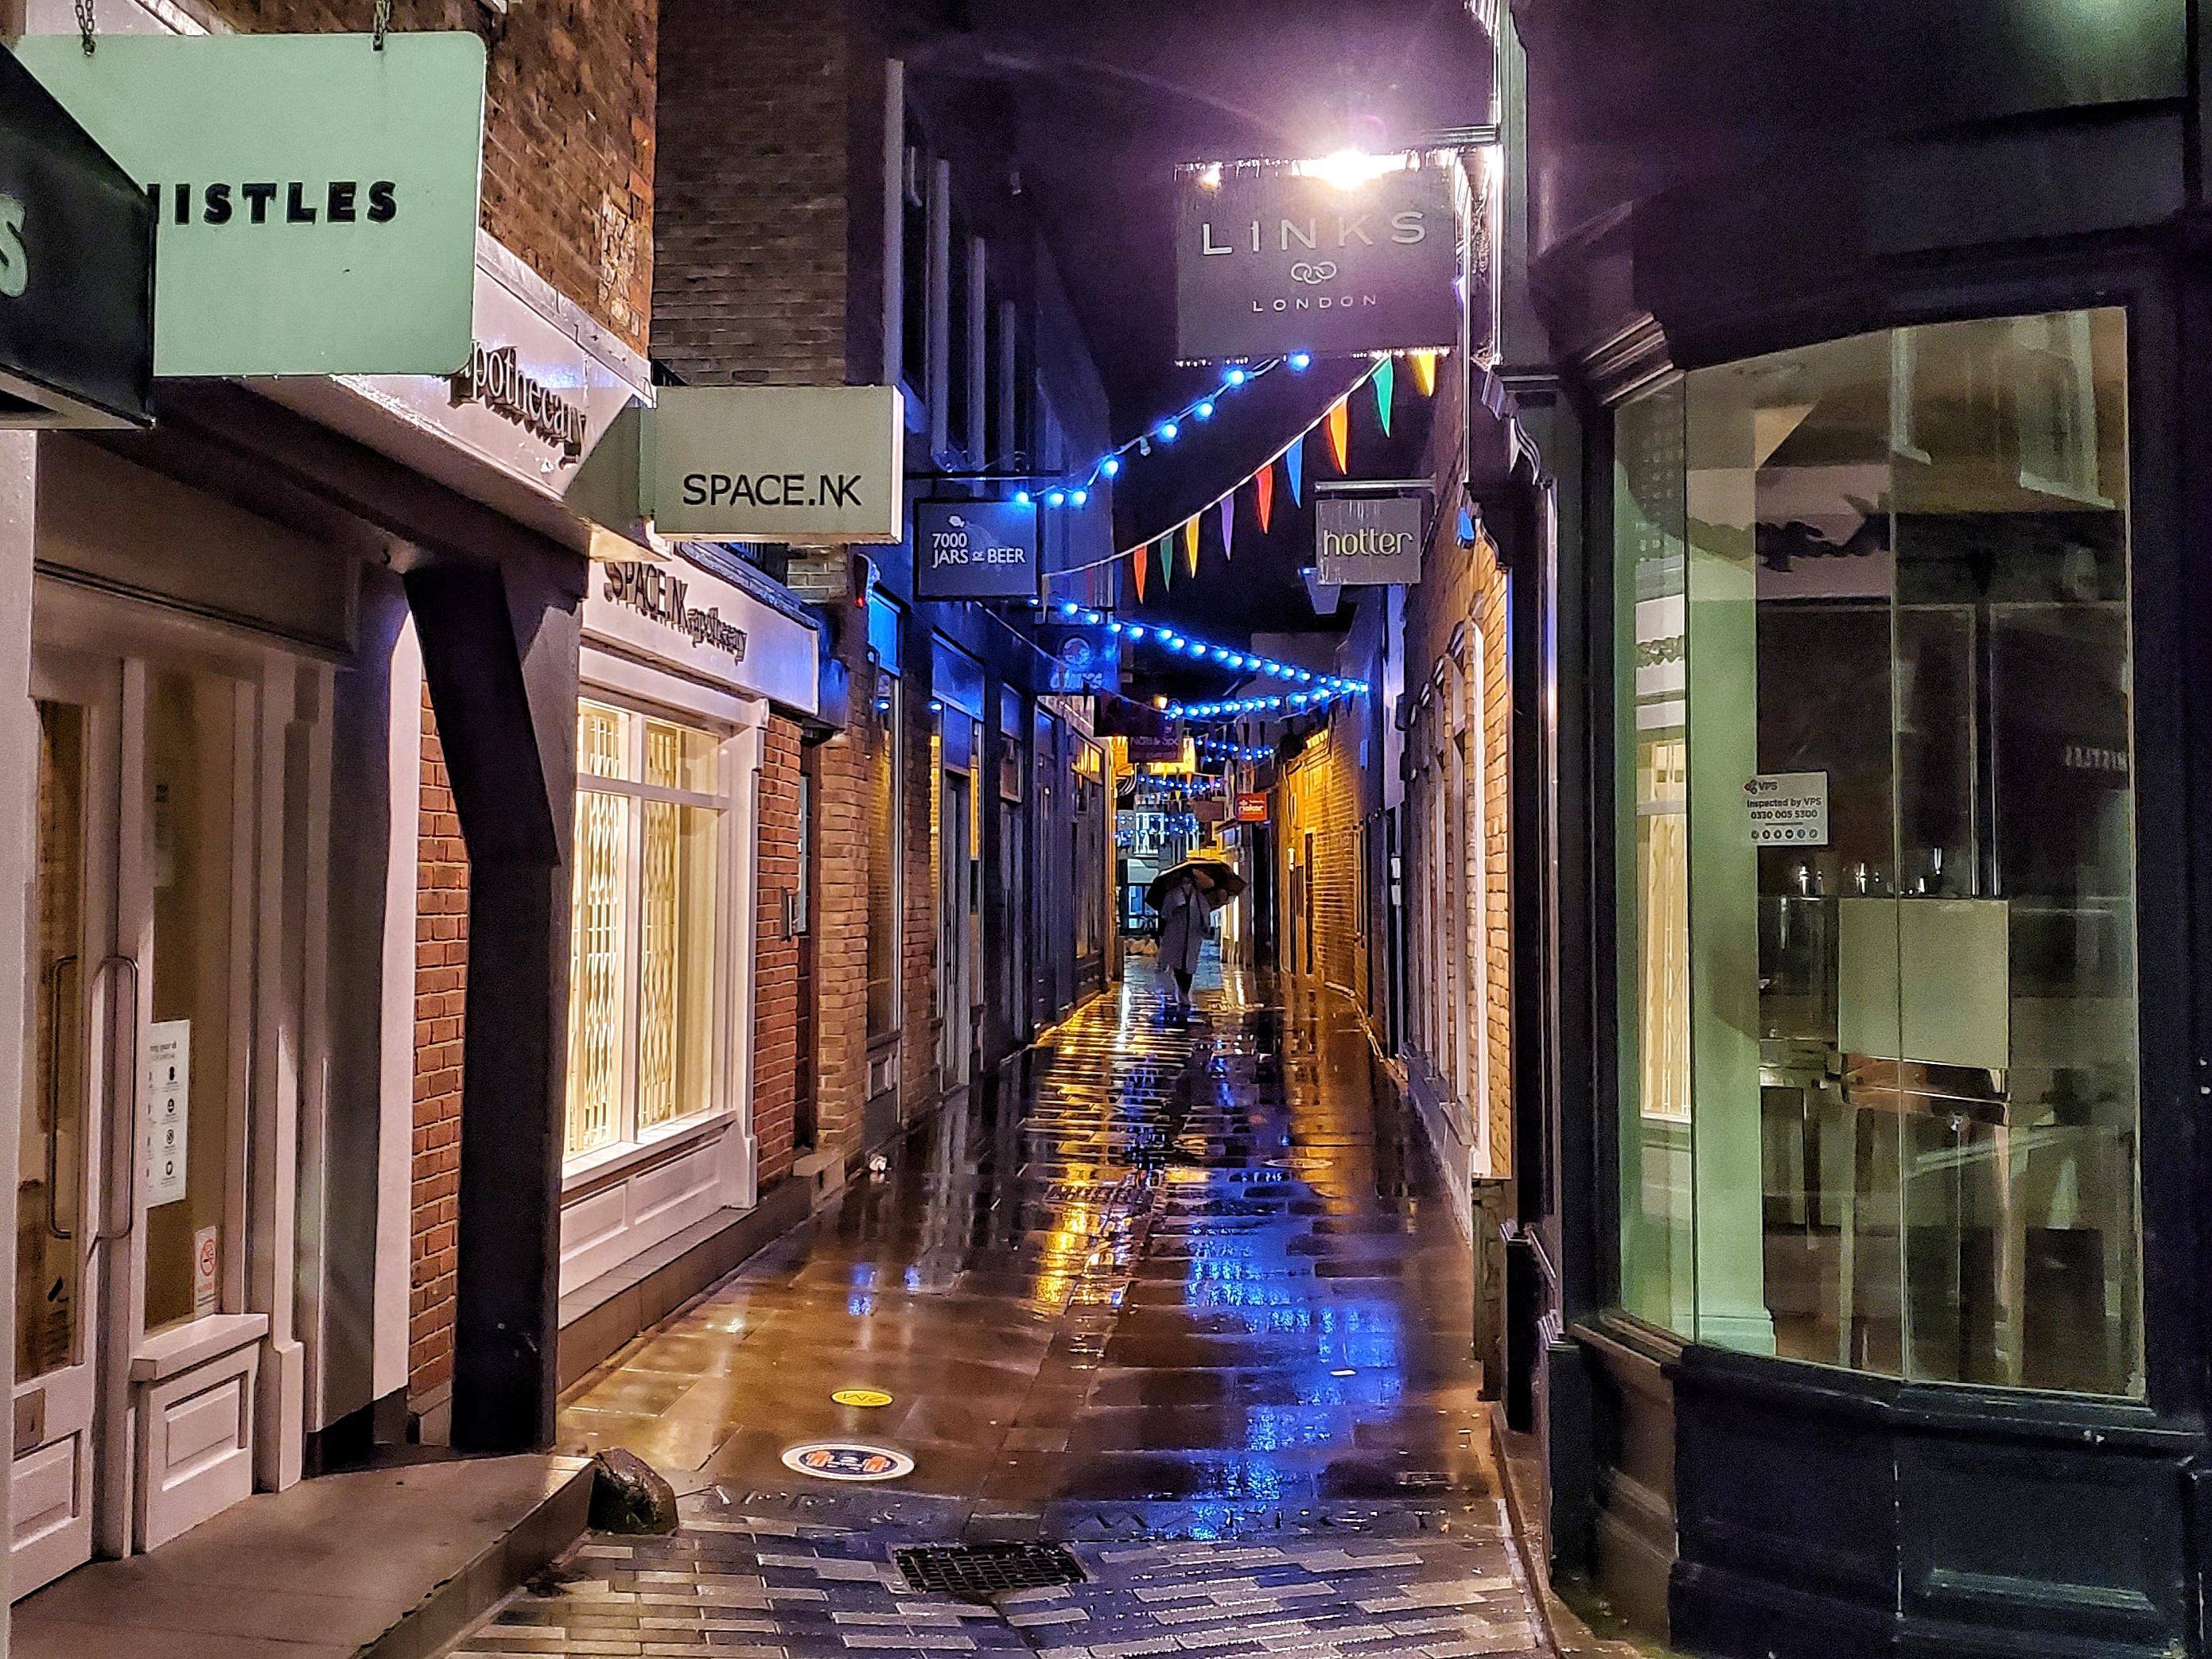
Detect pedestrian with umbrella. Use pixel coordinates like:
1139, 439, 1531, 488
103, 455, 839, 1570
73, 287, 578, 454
1146, 849, 1247, 1014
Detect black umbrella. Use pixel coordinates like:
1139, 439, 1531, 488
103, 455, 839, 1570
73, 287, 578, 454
1145, 852, 1248, 911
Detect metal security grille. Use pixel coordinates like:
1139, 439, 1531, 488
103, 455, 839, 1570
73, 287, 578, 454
894, 1544, 1085, 1603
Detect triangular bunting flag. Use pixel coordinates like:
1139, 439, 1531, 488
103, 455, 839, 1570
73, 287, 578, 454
1325, 398, 1351, 472
1218, 497, 1234, 562
1285, 441, 1304, 505
1131, 541, 1147, 603
1411, 349, 1437, 397
1160, 534, 1172, 590
1373, 359, 1395, 436
1256, 464, 1275, 533
1182, 517, 1199, 576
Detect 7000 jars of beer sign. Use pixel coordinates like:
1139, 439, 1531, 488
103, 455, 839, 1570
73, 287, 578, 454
1174, 159, 1460, 363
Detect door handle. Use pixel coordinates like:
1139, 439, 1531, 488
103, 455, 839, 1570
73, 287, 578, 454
45, 954, 78, 1241
94, 955, 140, 1245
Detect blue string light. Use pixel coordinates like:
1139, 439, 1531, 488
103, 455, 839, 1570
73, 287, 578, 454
1049, 600, 1368, 717
1014, 352, 1313, 509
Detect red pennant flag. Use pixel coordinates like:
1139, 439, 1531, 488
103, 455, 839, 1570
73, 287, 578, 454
1255, 464, 1274, 533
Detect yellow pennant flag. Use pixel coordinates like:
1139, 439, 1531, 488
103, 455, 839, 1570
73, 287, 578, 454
1183, 517, 1199, 575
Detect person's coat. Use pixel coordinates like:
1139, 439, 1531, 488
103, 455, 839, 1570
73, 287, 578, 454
1155, 873, 1216, 977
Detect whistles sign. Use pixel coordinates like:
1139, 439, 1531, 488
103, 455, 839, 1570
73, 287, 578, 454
17, 33, 485, 377
1176, 161, 1459, 362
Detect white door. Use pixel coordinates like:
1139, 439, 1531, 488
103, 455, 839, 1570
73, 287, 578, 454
15, 644, 259, 1588
13, 656, 122, 1594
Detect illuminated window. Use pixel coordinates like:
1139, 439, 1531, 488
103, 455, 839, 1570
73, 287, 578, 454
564, 700, 725, 1161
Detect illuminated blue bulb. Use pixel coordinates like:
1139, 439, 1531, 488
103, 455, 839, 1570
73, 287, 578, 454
1100, 457, 1121, 478
1224, 367, 1248, 387
1014, 489, 1032, 506
1126, 626, 1146, 639
1070, 489, 1089, 507
1045, 489, 1067, 507
1211, 647, 1229, 661
1157, 420, 1180, 441
1107, 620, 1125, 634
1083, 610, 1102, 625
1289, 351, 1312, 371
1059, 601, 1080, 617
1298, 670, 1313, 682
1194, 401, 1215, 420
1159, 630, 1179, 644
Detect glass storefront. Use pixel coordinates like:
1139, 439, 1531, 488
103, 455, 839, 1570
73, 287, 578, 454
1615, 309, 2143, 1396
563, 698, 725, 1162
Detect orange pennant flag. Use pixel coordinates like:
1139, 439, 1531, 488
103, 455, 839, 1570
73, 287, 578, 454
1325, 398, 1351, 472
1131, 541, 1146, 602
1255, 463, 1275, 533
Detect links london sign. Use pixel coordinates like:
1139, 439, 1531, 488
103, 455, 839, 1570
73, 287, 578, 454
1175, 159, 1460, 362
451, 343, 587, 460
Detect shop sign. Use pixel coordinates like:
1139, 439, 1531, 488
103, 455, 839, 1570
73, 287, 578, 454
1745, 771, 1829, 846
1176, 160, 1459, 362
779, 1441, 914, 1482
1125, 732, 1187, 764
1, 45, 154, 425
630, 385, 904, 543
1236, 792, 1268, 823
1036, 624, 1120, 696
582, 552, 818, 716
1316, 494, 1425, 586
143, 1020, 190, 1209
912, 499, 1039, 601
450, 342, 587, 460
17, 33, 485, 377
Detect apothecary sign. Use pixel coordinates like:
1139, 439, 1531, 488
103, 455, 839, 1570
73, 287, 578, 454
1175, 157, 1460, 362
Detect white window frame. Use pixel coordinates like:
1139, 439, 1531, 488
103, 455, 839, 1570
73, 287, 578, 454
561, 690, 741, 1183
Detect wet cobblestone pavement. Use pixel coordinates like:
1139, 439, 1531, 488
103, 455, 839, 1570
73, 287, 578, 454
449, 957, 1553, 1657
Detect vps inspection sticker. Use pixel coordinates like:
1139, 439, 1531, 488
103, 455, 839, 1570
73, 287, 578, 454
780, 1442, 914, 1482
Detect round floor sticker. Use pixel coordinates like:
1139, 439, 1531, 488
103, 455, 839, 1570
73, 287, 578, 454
781, 1441, 914, 1482
830, 1388, 894, 1408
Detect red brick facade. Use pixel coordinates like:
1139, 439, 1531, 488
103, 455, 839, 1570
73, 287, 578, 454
753, 717, 804, 1186
410, 690, 468, 1401
204, 0, 655, 354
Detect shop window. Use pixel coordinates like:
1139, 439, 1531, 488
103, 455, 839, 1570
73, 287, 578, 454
1612, 309, 2142, 1395
564, 700, 725, 1163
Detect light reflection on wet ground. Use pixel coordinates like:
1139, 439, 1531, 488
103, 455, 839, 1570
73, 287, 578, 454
558, 952, 1491, 1529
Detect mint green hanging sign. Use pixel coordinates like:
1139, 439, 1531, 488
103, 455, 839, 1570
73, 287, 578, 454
16, 33, 484, 378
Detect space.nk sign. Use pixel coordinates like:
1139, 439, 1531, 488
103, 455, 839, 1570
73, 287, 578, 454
641, 385, 905, 544
16, 33, 485, 378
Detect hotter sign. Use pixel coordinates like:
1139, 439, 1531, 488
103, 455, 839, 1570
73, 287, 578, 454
1315, 494, 1425, 586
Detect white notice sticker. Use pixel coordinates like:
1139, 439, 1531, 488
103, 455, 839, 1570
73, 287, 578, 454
1745, 771, 1829, 847
142, 1020, 190, 1208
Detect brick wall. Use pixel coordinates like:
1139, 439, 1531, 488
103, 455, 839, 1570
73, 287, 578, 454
654, 0, 857, 385
410, 689, 468, 1403
809, 641, 874, 1161
205, 0, 654, 353
900, 671, 940, 1111
754, 717, 804, 1187
1401, 367, 1514, 1177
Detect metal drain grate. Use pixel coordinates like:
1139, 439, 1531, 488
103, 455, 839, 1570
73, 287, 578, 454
895, 1543, 1086, 1602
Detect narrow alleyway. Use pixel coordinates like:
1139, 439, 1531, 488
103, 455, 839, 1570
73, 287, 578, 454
450, 956, 1551, 1657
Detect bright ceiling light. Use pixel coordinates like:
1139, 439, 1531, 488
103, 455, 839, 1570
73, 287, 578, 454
1296, 150, 1413, 190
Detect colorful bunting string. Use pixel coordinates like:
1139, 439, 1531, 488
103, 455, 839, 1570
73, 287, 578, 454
1324, 399, 1350, 472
